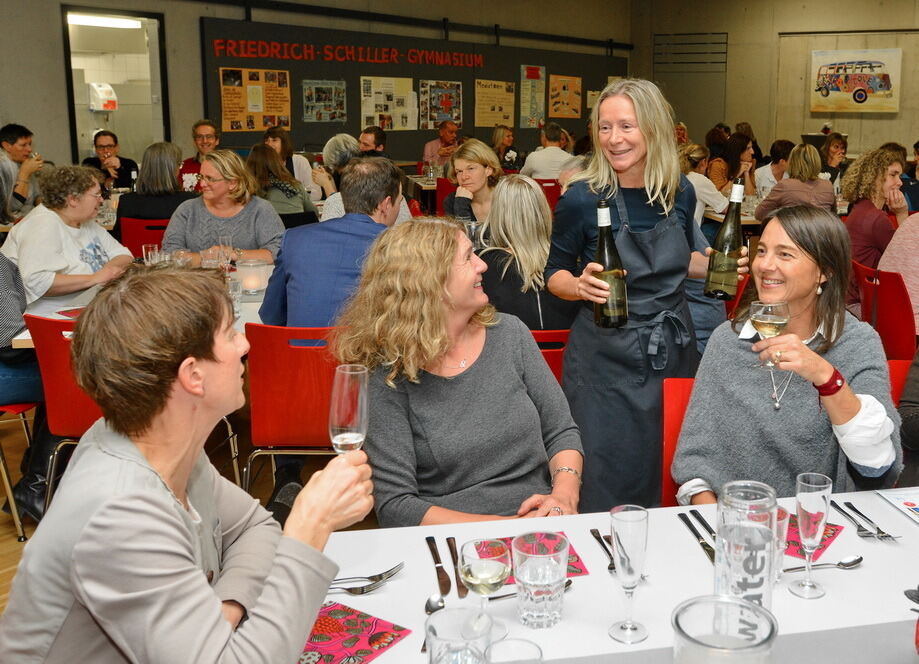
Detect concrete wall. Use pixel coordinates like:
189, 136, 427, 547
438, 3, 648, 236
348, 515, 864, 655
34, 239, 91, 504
0, 0, 630, 166
630, 0, 919, 153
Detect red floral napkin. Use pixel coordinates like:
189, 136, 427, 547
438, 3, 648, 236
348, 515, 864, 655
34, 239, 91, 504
300, 602, 410, 664
785, 514, 843, 562
478, 531, 589, 585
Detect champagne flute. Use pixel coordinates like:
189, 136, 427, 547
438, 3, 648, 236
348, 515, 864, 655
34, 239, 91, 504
459, 539, 512, 641
789, 472, 832, 599
217, 234, 234, 272
749, 300, 790, 367
328, 364, 368, 454
608, 505, 649, 644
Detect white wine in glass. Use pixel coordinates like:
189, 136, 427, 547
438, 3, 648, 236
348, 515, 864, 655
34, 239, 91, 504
328, 364, 368, 454
459, 539, 511, 641
749, 300, 790, 367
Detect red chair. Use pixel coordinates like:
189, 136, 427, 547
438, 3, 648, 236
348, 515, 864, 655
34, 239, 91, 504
0, 402, 39, 541
725, 273, 751, 320
119, 217, 170, 258
534, 179, 562, 210
243, 324, 338, 491
851, 261, 917, 360
435, 178, 458, 216
415, 161, 424, 176
887, 213, 900, 230
888, 359, 912, 407
661, 378, 695, 508
407, 198, 424, 217
531, 329, 570, 384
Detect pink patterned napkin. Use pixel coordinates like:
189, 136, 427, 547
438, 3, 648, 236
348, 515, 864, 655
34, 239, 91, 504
299, 601, 410, 664
479, 531, 589, 585
785, 515, 844, 562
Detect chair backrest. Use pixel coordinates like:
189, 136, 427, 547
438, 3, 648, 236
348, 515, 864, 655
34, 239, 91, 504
23, 315, 102, 438
887, 213, 899, 230
725, 273, 751, 320
245, 323, 338, 448
661, 377, 695, 507
119, 217, 170, 258
888, 359, 912, 407
530, 329, 570, 384
407, 198, 424, 217
279, 211, 318, 229
435, 178, 458, 216
415, 161, 424, 176
534, 179, 562, 211
852, 260, 917, 360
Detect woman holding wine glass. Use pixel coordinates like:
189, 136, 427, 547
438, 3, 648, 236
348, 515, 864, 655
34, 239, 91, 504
672, 205, 902, 504
333, 218, 583, 527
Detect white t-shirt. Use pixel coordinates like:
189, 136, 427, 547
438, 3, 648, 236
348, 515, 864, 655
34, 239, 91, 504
754, 163, 787, 199
319, 192, 412, 223
0, 204, 131, 315
519, 146, 570, 180
685, 172, 729, 226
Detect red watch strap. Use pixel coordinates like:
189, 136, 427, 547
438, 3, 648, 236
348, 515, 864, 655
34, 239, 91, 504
813, 367, 845, 396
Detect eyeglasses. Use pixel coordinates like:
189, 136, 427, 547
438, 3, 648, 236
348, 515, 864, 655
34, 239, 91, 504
95, 144, 116, 150
86, 191, 103, 199
195, 173, 228, 184
194, 134, 217, 141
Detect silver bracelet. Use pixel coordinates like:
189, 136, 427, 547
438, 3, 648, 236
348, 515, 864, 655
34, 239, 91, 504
552, 466, 582, 485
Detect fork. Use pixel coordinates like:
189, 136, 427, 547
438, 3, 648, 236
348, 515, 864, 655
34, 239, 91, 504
330, 561, 404, 586
327, 577, 388, 595
844, 501, 900, 541
830, 500, 875, 539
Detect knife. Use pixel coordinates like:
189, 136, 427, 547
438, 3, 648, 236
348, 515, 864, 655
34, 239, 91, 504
425, 536, 452, 596
677, 512, 716, 564
445, 537, 468, 598
689, 509, 717, 540
590, 528, 615, 571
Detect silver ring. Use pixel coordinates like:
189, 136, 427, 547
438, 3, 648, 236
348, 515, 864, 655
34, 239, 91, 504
550, 506, 562, 515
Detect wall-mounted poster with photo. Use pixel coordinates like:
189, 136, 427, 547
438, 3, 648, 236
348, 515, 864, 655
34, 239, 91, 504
810, 49, 901, 113
360, 76, 417, 130
475, 79, 515, 127
220, 67, 291, 132
548, 74, 582, 118
420, 80, 463, 129
519, 65, 545, 128
302, 80, 347, 123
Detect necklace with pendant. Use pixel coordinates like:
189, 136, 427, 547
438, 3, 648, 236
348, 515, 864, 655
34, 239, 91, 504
769, 367, 794, 410
442, 327, 471, 370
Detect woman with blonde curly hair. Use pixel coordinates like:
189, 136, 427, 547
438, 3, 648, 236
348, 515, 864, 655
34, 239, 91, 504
333, 218, 583, 527
163, 149, 284, 265
479, 175, 579, 329
444, 138, 503, 222
840, 147, 908, 311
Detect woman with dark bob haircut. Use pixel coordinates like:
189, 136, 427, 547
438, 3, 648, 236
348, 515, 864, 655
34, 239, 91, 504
0, 265, 373, 661
706, 131, 757, 195
673, 205, 902, 504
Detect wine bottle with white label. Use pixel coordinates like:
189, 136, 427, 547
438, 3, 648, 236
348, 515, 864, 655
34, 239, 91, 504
593, 198, 628, 328
704, 176, 745, 300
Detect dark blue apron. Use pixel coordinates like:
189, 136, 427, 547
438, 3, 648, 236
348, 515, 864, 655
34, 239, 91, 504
563, 189, 699, 511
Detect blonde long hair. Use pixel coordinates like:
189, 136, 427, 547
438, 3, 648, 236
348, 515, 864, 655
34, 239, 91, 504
480, 175, 552, 292
569, 78, 681, 212
203, 150, 256, 204
332, 219, 496, 386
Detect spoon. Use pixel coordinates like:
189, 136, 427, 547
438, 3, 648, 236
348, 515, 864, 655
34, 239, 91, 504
783, 554, 863, 573
424, 591, 445, 615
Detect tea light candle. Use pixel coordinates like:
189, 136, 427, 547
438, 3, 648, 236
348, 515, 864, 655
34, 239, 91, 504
236, 259, 269, 293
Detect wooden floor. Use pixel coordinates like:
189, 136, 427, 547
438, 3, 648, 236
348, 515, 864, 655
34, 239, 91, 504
0, 407, 379, 612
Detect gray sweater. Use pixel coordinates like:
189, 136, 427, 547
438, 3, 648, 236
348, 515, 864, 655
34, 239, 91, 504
163, 196, 285, 259
672, 315, 903, 498
365, 314, 582, 527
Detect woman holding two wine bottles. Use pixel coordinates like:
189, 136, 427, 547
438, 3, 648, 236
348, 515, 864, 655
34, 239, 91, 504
672, 205, 903, 504
546, 78, 731, 511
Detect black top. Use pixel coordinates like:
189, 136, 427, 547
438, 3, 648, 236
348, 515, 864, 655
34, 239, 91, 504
114, 191, 198, 242
81, 156, 139, 189
480, 250, 579, 330
444, 192, 475, 220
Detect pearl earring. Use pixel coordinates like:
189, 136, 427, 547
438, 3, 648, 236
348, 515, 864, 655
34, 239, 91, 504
816, 285, 823, 295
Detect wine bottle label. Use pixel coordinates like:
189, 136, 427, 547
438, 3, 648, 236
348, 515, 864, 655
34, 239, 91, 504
729, 183, 745, 203
597, 205, 611, 227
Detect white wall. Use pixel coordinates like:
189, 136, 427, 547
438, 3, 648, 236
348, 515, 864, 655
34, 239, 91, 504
0, 0, 631, 165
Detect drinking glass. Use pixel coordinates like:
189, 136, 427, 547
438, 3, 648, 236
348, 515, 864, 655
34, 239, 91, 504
226, 277, 242, 318
748, 300, 790, 367
142, 243, 160, 266
608, 505, 648, 644
773, 506, 790, 584
200, 247, 222, 270
672, 595, 777, 663
485, 639, 542, 663
789, 472, 832, 599
425, 607, 492, 664
459, 539, 512, 641
511, 532, 568, 629
328, 364, 369, 454
217, 234, 234, 269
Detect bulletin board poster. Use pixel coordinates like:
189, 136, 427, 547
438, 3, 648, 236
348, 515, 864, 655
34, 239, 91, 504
586, 90, 601, 110
810, 49, 901, 113
420, 80, 463, 129
548, 75, 582, 118
360, 76, 418, 131
519, 65, 546, 128
220, 67, 291, 132
474, 79, 515, 127
302, 80, 347, 123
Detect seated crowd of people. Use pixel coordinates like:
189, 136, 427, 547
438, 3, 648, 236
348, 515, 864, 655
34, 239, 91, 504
0, 77, 918, 660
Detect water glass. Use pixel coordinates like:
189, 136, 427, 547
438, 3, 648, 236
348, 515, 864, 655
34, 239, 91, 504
511, 532, 568, 629
773, 506, 790, 583
425, 608, 492, 664
142, 243, 159, 266
200, 247, 223, 270
485, 639, 542, 663
608, 505, 649, 644
173, 249, 192, 267
789, 473, 832, 600
672, 595, 777, 663
328, 364, 368, 454
226, 277, 242, 317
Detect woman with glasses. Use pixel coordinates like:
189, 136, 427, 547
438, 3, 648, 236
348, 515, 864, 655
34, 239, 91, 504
0, 165, 132, 316
163, 150, 284, 266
